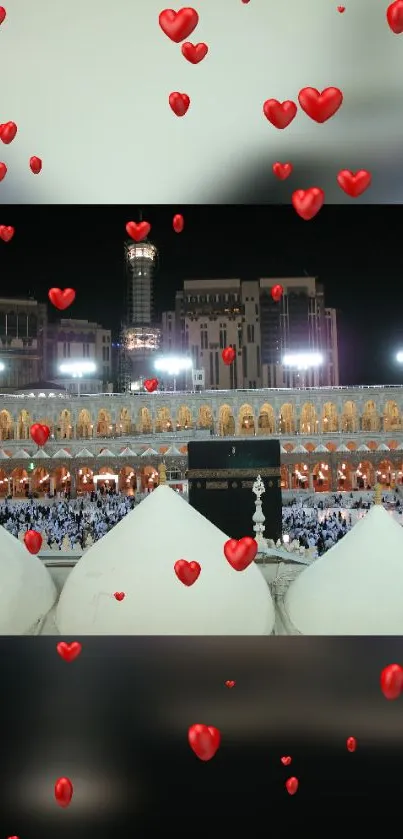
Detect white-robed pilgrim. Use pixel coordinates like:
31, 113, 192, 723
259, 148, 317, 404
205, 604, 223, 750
284, 487, 403, 635
56, 484, 275, 635
0, 526, 56, 634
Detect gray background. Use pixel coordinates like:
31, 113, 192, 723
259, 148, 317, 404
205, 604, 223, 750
1, 0, 402, 203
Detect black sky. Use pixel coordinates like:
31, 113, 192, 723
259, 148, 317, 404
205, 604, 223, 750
0, 205, 401, 386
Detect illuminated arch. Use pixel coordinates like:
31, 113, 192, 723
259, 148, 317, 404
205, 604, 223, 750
300, 402, 318, 434
11, 466, 29, 497
31, 466, 50, 494
312, 461, 330, 492
155, 407, 173, 433
376, 458, 395, 488
383, 400, 401, 432
258, 403, 275, 434
0, 467, 8, 496
119, 465, 136, 494
138, 407, 152, 434
119, 407, 132, 435
77, 408, 92, 438
176, 405, 193, 430
0, 409, 13, 440
279, 403, 295, 434
52, 465, 71, 493
341, 401, 358, 433
291, 461, 309, 490
97, 408, 112, 437
362, 400, 379, 432
321, 401, 338, 433
58, 409, 72, 440
238, 404, 255, 436
77, 466, 94, 493
218, 404, 235, 436
198, 404, 214, 430
17, 409, 31, 440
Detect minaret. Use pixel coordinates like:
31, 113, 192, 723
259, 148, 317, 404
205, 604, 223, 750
374, 483, 383, 505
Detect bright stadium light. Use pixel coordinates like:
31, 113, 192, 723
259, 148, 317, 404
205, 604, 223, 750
282, 352, 323, 370
58, 361, 97, 396
154, 356, 192, 391
396, 351, 403, 363
0, 362, 4, 372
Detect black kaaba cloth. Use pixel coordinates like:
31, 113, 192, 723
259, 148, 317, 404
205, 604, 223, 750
187, 439, 282, 541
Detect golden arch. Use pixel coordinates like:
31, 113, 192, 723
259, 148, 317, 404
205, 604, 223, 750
0, 467, 8, 495
77, 408, 92, 438
238, 404, 255, 435
341, 400, 358, 433
198, 404, 214, 430
312, 461, 330, 492
11, 466, 29, 497
119, 465, 136, 493
377, 458, 395, 488
383, 400, 401, 432
258, 403, 275, 434
218, 404, 235, 436
57, 409, 72, 440
77, 465, 94, 493
362, 400, 379, 432
155, 406, 173, 433
321, 401, 338, 433
177, 405, 193, 430
97, 408, 111, 436
300, 402, 318, 434
279, 403, 295, 434
119, 407, 132, 435
138, 407, 152, 434
17, 409, 31, 440
31, 465, 50, 494
0, 409, 14, 440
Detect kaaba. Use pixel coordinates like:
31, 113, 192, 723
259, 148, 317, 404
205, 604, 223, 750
187, 439, 282, 542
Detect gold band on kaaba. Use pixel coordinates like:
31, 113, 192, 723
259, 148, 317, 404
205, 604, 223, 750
187, 468, 281, 479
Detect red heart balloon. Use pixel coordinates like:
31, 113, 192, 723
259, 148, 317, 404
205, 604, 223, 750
188, 724, 221, 761
30, 422, 50, 446
159, 7, 199, 42
56, 641, 82, 662
285, 776, 299, 795
126, 221, 151, 242
29, 156, 42, 174
0, 8, 6, 24
0, 162, 7, 181
263, 99, 297, 129
0, 121, 17, 144
54, 777, 73, 808
48, 288, 76, 310
169, 92, 190, 117
346, 736, 357, 752
181, 41, 208, 63
144, 378, 158, 393
222, 346, 235, 365
173, 213, 185, 233
225, 680, 236, 688
337, 5, 345, 10
271, 284, 283, 303
174, 559, 201, 586
114, 591, 125, 601
337, 169, 372, 198
292, 188, 325, 221
24, 530, 42, 555
281, 756, 292, 765
380, 663, 403, 699
0, 225, 14, 242
387, 0, 403, 33
298, 87, 343, 123
272, 162, 293, 180
224, 537, 258, 571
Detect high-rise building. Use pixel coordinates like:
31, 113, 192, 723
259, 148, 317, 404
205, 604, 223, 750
0, 296, 47, 390
119, 239, 161, 390
166, 276, 339, 390
46, 318, 112, 393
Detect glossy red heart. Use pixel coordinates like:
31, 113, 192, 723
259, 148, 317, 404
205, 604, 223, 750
380, 663, 403, 699
224, 537, 258, 571
387, 0, 403, 33
0, 121, 17, 144
225, 680, 236, 688
0, 225, 14, 242
263, 99, 297, 129
24, 530, 42, 555
159, 7, 199, 42
181, 41, 208, 63
0, 8, 6, 24
281, 756, 292, 765
286, 776, 299, 795
126, 220, 151, 242
29, 156, 42, 174
144, 378, 158, 393
56, 641, 82, 662
54, 777, 73, 807
298, 87, 343, 123
337, 169, 372, 198
188, 724, 221, 761
30, 422, 50, 446
222, 346, 235, 365
169, 92, 190, 117
346, 736, 357, 752
174, 559, 201, 586
114, 591, 125, 601
48, 288, 76, 310
0, 162, 7, 181
272, 161, 293, 180
292, 188, 325, 220
271, 284, 283, 303
173, 213, 185, 233
337, 5, 345, 10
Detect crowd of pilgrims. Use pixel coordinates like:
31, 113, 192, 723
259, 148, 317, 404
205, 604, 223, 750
0, 488, 401, 555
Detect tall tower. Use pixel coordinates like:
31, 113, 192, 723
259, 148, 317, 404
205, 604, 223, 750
119, 237, 161, 391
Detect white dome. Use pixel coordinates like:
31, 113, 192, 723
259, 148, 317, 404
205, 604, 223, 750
0, 526, 56, 633
56, 485, 274, 635
284, 505, 403, 635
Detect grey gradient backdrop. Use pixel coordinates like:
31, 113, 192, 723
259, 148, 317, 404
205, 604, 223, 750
1, 0, 403, 204
1, 637, 403, 837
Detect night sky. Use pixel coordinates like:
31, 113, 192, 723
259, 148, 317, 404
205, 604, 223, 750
0, 205, 400, 386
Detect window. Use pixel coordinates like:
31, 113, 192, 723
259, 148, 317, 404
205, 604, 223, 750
83, 343, 90, 358
63, 342, 71, 358
238, 326, 243, 349
209, 351, 214, 386
200, 323, 208, 350
219, 322, 227, 349
215, 351, 219, 385
247, 324, 255, 343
